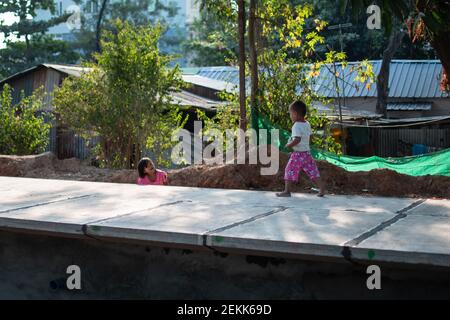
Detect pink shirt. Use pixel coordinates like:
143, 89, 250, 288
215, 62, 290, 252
137, 169, 168, 185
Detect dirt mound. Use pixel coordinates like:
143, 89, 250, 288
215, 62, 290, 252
1, 151, 449, 198
169, 151, 450, 199
0, 152, 57, 177
0, 152, 137, 184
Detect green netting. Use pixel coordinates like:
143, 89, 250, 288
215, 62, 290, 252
254, 110, 450, 177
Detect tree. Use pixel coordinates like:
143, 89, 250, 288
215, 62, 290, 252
0, 0, 79, 56
53, 20, 187, 169
95, 0, 109, 52
188, 0, 435, 65
376, 28, 406, 116
0, 84, 51, 155
248, 0, 258, 132
340, 0, 450, 90
197, 1, 375, 154
0, 1, 81, 78
238, 0, 247, 131
73, 0, 182, 59
302, 0, 433, 61
182, 7, 237, 66
0, 35, 80, 78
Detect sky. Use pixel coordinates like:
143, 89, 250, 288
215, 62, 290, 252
0, 12, 21, 49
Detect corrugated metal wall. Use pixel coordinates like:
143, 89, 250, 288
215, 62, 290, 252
56, 129, 88, 159
44, 116, 57, 154
43, 69, 61, 110
45, 125, 95, 160
373, 127, 450, 157
46, 125, 450, 160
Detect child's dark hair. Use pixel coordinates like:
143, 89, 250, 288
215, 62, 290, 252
290, 100, 307, 117
137, 157, 154, 178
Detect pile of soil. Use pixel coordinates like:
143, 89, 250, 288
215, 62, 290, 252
1, 151, 449, 199
0, 152, 137, 184
169, 151, 450, 199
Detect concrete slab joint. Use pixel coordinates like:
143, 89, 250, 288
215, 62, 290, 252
0, 177, 449, 269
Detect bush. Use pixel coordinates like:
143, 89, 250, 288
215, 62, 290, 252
54, 20, 187, 169
0, 84, 51, 155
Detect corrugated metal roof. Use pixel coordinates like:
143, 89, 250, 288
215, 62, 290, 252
311, 101, 381, 119
43, 64, 92, 77
376, 115, 450, 123
171, 90, 225, 110
0, 64, 91, 85
197, 66, 240, 85
314, 60, 447, 98
0, 65, 43, 85
0, 64, 221, 111
180, 67, 201, 75
182, 74, 239, 93
190, 60, 449, 99
387, 102, 432, 111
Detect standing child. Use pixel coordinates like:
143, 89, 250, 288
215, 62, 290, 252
276, 100, 325, 197
137, 157, 168, 186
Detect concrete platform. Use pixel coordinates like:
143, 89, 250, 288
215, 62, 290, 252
1, 176, 449, 268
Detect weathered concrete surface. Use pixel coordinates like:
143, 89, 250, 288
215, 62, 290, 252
0, 176, 449, 267
353, 200, 450, 266
1, 230, 449, 299
0, 176, 449, 299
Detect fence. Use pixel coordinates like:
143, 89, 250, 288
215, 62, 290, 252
372, 127, 450, 157
45, 125, 176, 168
46, 126, 97, 160
46, 123, 450, 163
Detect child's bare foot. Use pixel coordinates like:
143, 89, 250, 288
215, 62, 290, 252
311, 186, 325, 197
276, 191, 291, 197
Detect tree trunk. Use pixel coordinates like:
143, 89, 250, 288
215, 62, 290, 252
431, 30, 450, 90
135, 141, 142, 169
237, 0, 247, 131
96, 0, 109, 52
24, 34, 31, 60
249, 0, 258, 114
415, 0, 450, 90
376, 29, 406, 117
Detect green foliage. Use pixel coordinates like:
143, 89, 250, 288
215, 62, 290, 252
0, 84, 51, 155
197, 1, 376, 154
196, 90, 242, 145
0, 35, 80, 78
73, 0, 183, 60
183, 5, 238, 66
0, 0, 81, 79
197, 90, 239, 129
0, 0, 77, 37
192, 0, 434, 65
53, 20, 187, 169
146, 107, 187, 165
262, 2, 376, 153
338, 0, 448, 55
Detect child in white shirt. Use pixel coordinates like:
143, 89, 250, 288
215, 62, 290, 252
276, 100, 325, 197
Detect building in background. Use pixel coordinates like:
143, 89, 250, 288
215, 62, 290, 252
181, 60, 450, 157
0, 63, 219, 160
35, 0, 85, 42
3, 59, 448, 159
34, 0, 199, 65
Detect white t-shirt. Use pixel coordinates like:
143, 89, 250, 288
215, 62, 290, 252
289, 121, 311, 152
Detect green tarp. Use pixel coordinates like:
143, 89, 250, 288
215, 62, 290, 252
255, 110, 450, 177
310, 148, 450, 177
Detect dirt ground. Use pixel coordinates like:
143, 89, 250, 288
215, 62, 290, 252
1, 151, 449, 199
